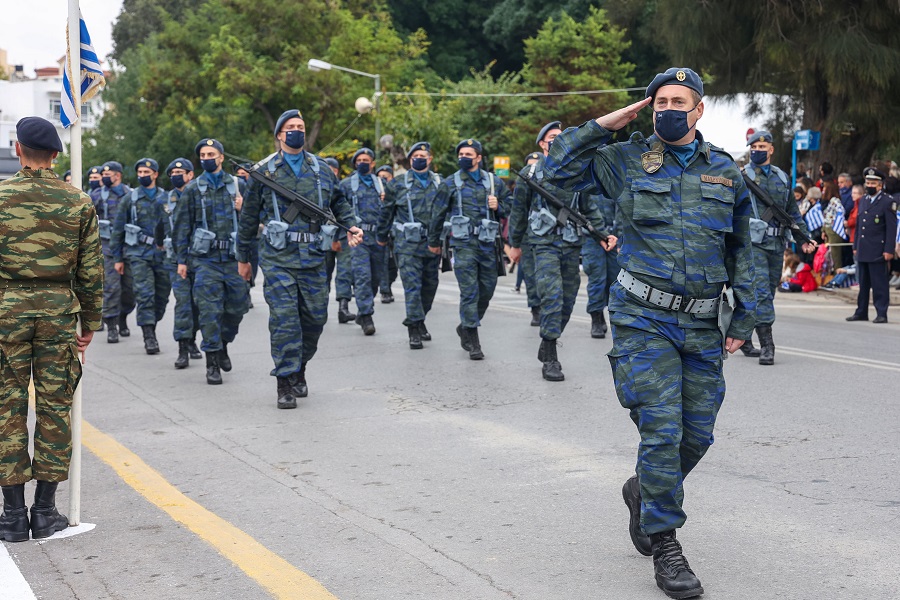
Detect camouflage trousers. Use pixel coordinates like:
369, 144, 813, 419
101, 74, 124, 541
453, 245, 498, 328
608, 315, 725, 534
262, 264, 328, 377
129, 253, 171, 327
102, 251, 135, 319
751, 242, 784, 327
192, 259, 248, 353
351, 243, 385, 317
0, 314, 81, 485
334, 244, 354, 301
519, 241, 540, 309
533, 244, 581, 340
166, 263, 200, 342
378, 243, 398, 294
396, 251, 441, 326
582, 237, 619, 314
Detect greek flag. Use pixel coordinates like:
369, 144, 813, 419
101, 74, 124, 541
831, 205, 847, 240
60, 13, 105, 128
804, 202, 824, 231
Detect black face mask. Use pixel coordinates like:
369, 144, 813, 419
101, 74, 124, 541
89, 180, 101, 190
865, 186, 878, 196
102, 176, 113, 187
170, 174, 186, 189
411, 157, 428, 171
201, 159, 219, 173
138, 175, 153, 187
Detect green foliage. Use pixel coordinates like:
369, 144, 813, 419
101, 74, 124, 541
111, 0, 205, 59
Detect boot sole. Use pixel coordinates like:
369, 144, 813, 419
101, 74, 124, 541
410, 343, 423, 350
469, 352, 484, 360
31, 525, 67, 539
0, 530, 30, 542
207, 379, 223, 385
174, 363, 189, 369
542, 374, 565, 381
656, 577, 704, 599
591, 332, 606, 339
146, 349, 160, 355
759, 359, 774, 365
622, 480, 653, 556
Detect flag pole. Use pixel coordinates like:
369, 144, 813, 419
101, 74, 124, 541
68, 0, 83, 527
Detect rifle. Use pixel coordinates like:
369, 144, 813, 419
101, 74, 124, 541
488, 174, 506, 277
230, 159, 353, 234
515, 171, 612, 245
440, 235, 453, 272
741, 173, 814, 245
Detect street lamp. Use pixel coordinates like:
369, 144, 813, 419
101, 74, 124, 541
307, 58, 382, 159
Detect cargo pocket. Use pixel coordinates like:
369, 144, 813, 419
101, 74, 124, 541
607, 330, 648, 410
699, 182, 735, 232
66, 343, 83, 396
631, 178, 673, 226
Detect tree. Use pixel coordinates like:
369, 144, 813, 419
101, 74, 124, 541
653, 1, 900, 172
111, 0, 205, 59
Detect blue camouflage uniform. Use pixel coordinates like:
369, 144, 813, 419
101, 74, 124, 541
90, 170, 135, 321
161, 186, 200, 342
173, 170, 249, 353
339, 171, 387, 318
428, 165, 510, 329
582, 194, 621, 317
110, 184, 170, 327
378, 169, 443, 327
238, 150, 356, 377
545, 117, 756, 534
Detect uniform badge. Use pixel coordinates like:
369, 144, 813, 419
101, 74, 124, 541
207, 140, 214, 146
676, 70, 686, 82
145, 161, 151, 167
175, 162, 182, 168
641, 150, 663, 173
875, 216, 880, 224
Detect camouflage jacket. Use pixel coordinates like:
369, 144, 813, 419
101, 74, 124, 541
742, 163, 809, 251
237, 151, 356, 269
545, 122, 756, 339
427, 169, 510, 250
173, 171, 243, 265
90, 182, 131, 254
110, 186, 166, 262
339, 172, 388, 248
0, 169, 104, 330
509, 155, 606, 248
378, 170, 442, 257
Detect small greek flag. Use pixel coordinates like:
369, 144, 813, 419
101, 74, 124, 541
896, 211, 900, 244
61, 13, 105, 128
804, 202, 824, 231
831, 205, 847, 240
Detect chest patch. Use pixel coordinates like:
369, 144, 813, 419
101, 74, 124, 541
700, 174, 733, 188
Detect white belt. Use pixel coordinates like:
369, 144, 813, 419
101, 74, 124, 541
616, 270, 719, 315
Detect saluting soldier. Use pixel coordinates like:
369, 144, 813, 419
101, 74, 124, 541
238, 109, 362, 409
0, 117, 103, 541
508, 121, 612, 381
545, 68, 756, 599
339, 148, 388, 335
110, 158, 170, 355
162, 158, 202, 368
428, 139, 510, 360
173, 138, 249, 385
846, 167, 898, 324
377, 141, 442, 349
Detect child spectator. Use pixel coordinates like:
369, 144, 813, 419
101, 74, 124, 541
778, 261, 818, 293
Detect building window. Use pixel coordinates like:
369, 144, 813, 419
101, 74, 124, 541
49, 99, 62, 120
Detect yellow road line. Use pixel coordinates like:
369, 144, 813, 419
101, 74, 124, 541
81, 421, 339, 600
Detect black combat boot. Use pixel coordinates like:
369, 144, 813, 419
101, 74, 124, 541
291, 364, 309, 398
530, 306, 540, 327
650, 530, 703, 599
337, 299, 356, 324
539, 338, 565, 381
590, 311, 607, 339
739, 337, 761, 358
118, 313, 131, 337
30, 481, 69, 540
456, 324, 471, 351
105, 317, 119, 344
219, 343, 232, 372
205, 352, 222, 385
408, 324, 423, 350
188, 337, 202, 359
622, 475, 652, 556
142, 325, 160, 355
0, 484, 29, 542
418, 321, 431, 341
466, 327, 484, 360
276, 376, 297, 409
174, 340, 190, 369
98, 320, 105, 332
757, 325, 775, 366
381, 291, 394, 304
357, 314, 376, 336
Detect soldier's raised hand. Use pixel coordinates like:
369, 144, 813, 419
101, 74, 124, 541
595, 97, 652, 132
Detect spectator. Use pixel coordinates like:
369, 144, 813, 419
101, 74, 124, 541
781, 250, 801, 283
837, 172, 854, 213
823, 194, 847, 269
778, 260, 818, 293
793, 186, 805, 203
821, 263, 857, 290
818, 161, 840, 202
799, 187, 823, 265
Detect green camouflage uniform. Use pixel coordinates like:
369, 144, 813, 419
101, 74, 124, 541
0, 169, 103, 485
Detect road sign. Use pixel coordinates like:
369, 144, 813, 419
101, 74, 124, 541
794, 130, 820, 151
494, 156, 510, 179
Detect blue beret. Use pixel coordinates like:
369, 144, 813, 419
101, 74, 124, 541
376, 165, 393, 176
102, 161, 124, 174
15, 117, 63, 152
746, 130, 773, 146
406, 141, 431, 160
166, 158, 194, 175
134, 157, 159, 172
524, 152, 542, 163
195, 138, 224, 156
323, 157, 340, 170
645, 67, 703, 99
274, 109, 303, 137
352, 148, 375, 163
536, 121, 562, 145
863, 167, 885, 181
455, 138, 483, 155
87, 165, 103, 177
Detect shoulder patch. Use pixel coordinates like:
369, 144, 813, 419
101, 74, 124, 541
700, 174, 734, 188
706, 143, 735, 161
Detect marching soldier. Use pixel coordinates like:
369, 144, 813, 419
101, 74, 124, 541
376, 164, 398, 304
238, 109, 362, 408
581, 193, 620, 338
110, 158, 171, 355
508, 122, 611, 380
86, 165, 103, 192
428, 139, 510, 360
377, 141, 442, 349
0, 117, 103, 541
162, 158, 202, 368
173, 138, 249, 385
515, 152, 542, 326
545, 68, 756, 599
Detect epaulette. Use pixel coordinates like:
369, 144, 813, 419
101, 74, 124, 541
706, 142, 734, 161
628, 131, 648, 146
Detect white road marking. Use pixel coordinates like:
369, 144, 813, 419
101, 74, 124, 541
0, 542, 37, 600
34, 522, 96, 544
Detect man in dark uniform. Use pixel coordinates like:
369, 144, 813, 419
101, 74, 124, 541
846, 167, 898, 324
545, 68, 756, 599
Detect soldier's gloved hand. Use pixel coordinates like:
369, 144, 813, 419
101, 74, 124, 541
488, 195, 499, 211
601, 235, 618, 251
114, 261, 125, 275
238, 262, 253, 282
725, 337, 745, 354
428, 246, 442, 255
595, 97, 652, 131
347, 226, 364, 248
177, 264, 188, 279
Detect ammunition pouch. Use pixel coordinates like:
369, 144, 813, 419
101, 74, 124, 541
478, 219, 499, 244
190, 228, 216, 255
98, 219, 112, 240
562, 222, 582, 244
450, 215, 471, 241
318, 224, 338, 252
163, 237, 174, 261
264, 220, 289, 250
529, 208, 556, 236
124, 223, 142, 247
749, 217, 768, 244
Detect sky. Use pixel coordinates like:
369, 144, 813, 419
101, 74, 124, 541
0, 1, 123, 74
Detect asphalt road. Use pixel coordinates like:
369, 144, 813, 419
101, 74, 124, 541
5, 272, 898, 600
